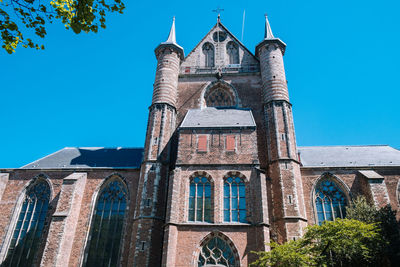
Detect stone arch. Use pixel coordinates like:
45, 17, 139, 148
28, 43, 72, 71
194, 231, 240, 267
81, 173, 129, 266
223, 171, 248, 183
311, 172, 351, 225
200, 81, 240, 108
0, 174, 52, 264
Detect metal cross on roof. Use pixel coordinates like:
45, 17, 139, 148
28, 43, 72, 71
212, 7, 224, 22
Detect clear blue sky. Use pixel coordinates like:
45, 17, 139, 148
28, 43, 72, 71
1, 0, 399, 168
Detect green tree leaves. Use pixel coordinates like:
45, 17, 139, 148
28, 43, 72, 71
252, 219, 384, 267
0, 0, 125, 53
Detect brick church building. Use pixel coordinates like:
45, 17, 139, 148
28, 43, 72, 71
1, 15, 400, 267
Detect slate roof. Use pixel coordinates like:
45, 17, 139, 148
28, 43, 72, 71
298, 145, 400, 168
21, 147, 143, 169
19, 145, 400, 170
180, 108, 256, 129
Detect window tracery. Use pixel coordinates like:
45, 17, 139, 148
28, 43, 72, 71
314, 177, 347, 225
224, 177, 246, 222
205, 87, 235, 107
189, 176, 212, 222
3, 179, 50, 267
202, 43, 215, 68
226, 41, 239, 65
198, 236, 236, 267
85, 179, 128, 266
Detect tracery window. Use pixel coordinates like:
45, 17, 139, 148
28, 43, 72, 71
3, 179, 50, 267
224, 177, 246, 222
189, 176, 212, 222
202, 42, 215, 68
85, 179, 128, 266
198, 236, 236, 267
226, 41, 239, 65
205, 87, 235, 107
314, 178, 347, 225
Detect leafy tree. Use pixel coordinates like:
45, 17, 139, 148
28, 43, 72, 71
252, 219, 382, 267
0, 0, 125, 53
346, 196, 400, 266
251, 240, 317, 267
303, 219, 383, 267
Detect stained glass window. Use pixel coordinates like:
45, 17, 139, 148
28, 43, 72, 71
189, 176, 212, 222
205, 88, 235, 107
315, 178, 347, 225
227, 41, 239, 65
3, 179, 50, 267
85, 179, 128, 267
203, 43, 215, 68
198, 237, 236, 267
224, 177, 246, 222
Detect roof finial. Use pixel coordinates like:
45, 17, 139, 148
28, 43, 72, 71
212, 7, 224, 24
165, 16, 177, 44
264, 13, 275, 39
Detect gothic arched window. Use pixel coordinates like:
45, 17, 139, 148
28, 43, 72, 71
205, 87, 235, 107
314, 177, 347, 225
198, 236, 236, 267
189, 176, 212, 222
226, 41, 239, 65
3, 179, 50, 267
202, 42, 215, 68
85, 179, 128, 266
224, 177, 246, 222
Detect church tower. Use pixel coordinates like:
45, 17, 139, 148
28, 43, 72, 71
131, 18, 183, 266
256, 15, 307, 241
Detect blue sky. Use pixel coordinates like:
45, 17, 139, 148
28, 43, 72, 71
1, 0, 399, 168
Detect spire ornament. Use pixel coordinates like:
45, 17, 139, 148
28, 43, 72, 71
264, 13, 275, 39
156, 16, 184, 60
165, 16, 177, 44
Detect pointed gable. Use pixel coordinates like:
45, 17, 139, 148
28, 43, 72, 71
181, 22, 259, 74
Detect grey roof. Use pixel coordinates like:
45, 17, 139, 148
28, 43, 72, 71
180, 108, 256, 129
358, 170, 384, 179
298, 145, 400, 168
21, 147, 143, 169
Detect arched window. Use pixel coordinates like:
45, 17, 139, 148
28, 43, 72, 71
85, 179, 128, 266
202, 43, 215, 68
189, 176, 212, 222
314, 177, 347, 225
3, 179, 50, 266
198, 236, 236, 267
226, 41, 239, 65
224, 177, 246, 222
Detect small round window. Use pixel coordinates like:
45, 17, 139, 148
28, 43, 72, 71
213, 31, 227, 42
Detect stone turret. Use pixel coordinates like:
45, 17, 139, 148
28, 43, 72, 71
256, 15, 307, 242
256, 15, 288, 103
132, 18, 184, 267
152, 17, 184, 107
